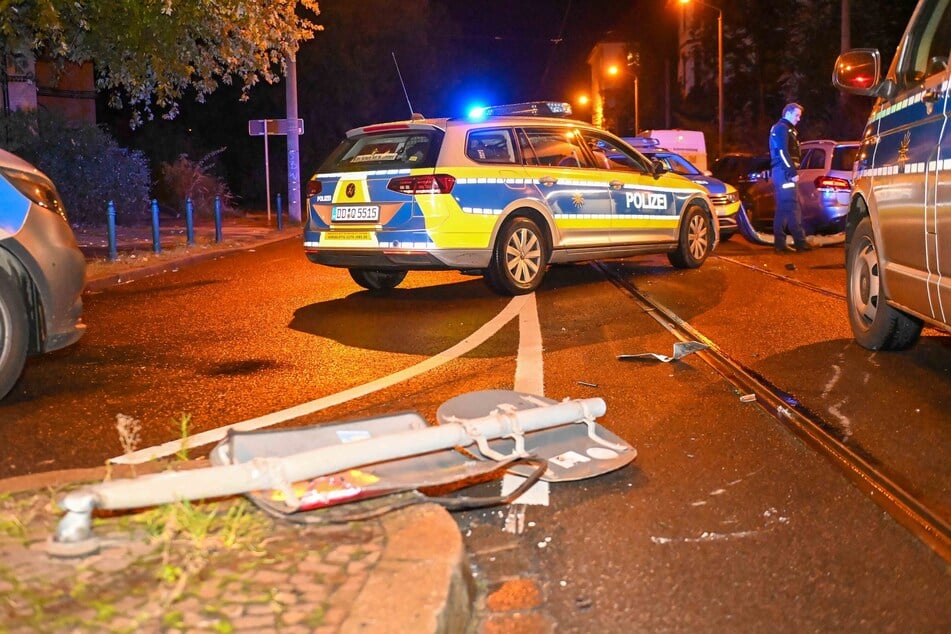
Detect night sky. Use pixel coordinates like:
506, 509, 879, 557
428, 0, 664, 108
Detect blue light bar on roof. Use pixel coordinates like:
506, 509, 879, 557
478, 101, 574, 118
623, 136, 662, 149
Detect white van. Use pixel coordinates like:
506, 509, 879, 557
638, 129, 707, 171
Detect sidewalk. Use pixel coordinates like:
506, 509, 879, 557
0, 215, 473, 633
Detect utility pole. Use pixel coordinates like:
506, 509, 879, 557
285, 53, 302, 224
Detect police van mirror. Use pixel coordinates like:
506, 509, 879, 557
833, 49, 881, 97
651, 160, 666, 178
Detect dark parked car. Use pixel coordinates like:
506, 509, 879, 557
709, 152, 771, 210
740, 140, 859, 235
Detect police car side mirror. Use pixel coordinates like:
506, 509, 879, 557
651, 160, 666, 179
833, 49, 883, 97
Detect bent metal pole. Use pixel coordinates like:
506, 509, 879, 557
54, 397, 607, 544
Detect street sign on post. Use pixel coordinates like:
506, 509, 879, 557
248, 119, 304, 136
248, 118, 305, 223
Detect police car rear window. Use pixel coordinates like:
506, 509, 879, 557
466, 129, 518, 164
320, 130, 443, 172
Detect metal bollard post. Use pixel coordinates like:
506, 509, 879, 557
185, 197, 195, 246
151, 199, 161, 253
214, 196, 222, 243
276, 193, 284, 231
107, 201, 117, 261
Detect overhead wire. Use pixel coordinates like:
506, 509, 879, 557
536, 0, 574, 96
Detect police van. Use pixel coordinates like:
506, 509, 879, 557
304, 102, 718, 296
0, 149, 86, 398
833, 0, 951, 349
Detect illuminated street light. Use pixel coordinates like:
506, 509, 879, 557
679, 0, 724, 158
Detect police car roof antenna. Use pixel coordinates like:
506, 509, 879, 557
392, 53, 423, 120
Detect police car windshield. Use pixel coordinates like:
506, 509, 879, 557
648, 152, 702, 176
320, 130, 443, 172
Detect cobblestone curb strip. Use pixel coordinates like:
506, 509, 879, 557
0, 472, 472, 633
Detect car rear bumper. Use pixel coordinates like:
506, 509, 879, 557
305, 246, 492, 270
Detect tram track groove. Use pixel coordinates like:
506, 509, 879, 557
595, 261, 951, 563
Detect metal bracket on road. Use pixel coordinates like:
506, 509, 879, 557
618, 340, 709, 363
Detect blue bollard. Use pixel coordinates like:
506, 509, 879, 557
185, 197, 195, 246
151, 199, 161, 253
214, 196, 222, 243
107, 201, 117, 261
276, 193, 284, 231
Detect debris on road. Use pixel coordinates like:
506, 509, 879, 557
617, 340, 709, 363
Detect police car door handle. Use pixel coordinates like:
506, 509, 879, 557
539, 176, 557, 187
609, 180, 624, 190
923, 88, 942, 102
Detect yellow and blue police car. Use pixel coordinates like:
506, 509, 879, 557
305, 102, 719, 295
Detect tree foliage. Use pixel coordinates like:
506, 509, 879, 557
0, 0, 322, 126
678, 0, 920, 150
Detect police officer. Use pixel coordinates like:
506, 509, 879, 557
768, 102, 812, 253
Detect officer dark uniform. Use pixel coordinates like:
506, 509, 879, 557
768, 102, 812, 252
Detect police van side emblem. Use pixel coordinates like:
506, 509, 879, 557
897, 131, 911, 173
346, 183, 356, 198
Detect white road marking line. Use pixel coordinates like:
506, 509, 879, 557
111, 294, 532, 465
514, 292, 544, 396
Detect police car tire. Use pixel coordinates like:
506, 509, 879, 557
349, 269, 407, 292
0, 268, 29, 399
668, 205, 712, 269
485, 217, 548, 296
846, 217, 922, 350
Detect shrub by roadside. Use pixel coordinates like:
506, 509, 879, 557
0, 110, 151, 226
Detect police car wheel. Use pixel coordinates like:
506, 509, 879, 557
485, 217, 548, 295
349, 269, 407, 292
0, 268, 29, 399
668, 205, 712, 269
846, 217, 922, 350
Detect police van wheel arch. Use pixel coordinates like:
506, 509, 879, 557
845, 217, 922, 350
348, 269, 408, 292
0, 266, 29, 399
484, 216, 549, 295
668, 204, 713, 269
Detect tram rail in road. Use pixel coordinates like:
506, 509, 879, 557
594, 261, 951, 563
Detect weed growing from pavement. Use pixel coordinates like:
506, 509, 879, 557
115, 413, 142, 456
174, 413, 192, 461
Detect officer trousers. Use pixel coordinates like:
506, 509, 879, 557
772, 176, 806, 246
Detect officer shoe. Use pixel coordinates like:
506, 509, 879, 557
794, 241, 813, 252
775, 245, 791, 254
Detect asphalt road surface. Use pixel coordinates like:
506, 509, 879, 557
1, 236, 948, 631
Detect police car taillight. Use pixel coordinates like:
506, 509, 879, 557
815, 176, 850, 191
387, 174, 456, 195
306, 180, 322, 197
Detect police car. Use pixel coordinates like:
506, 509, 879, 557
0, 149, 86, 398
624, 137, 741, 239
833, 0, 951, 349
305, 102, 719, 295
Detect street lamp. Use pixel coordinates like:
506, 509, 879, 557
679, 0, 723, 158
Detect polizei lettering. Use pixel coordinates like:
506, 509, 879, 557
624, 191, 668, 211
